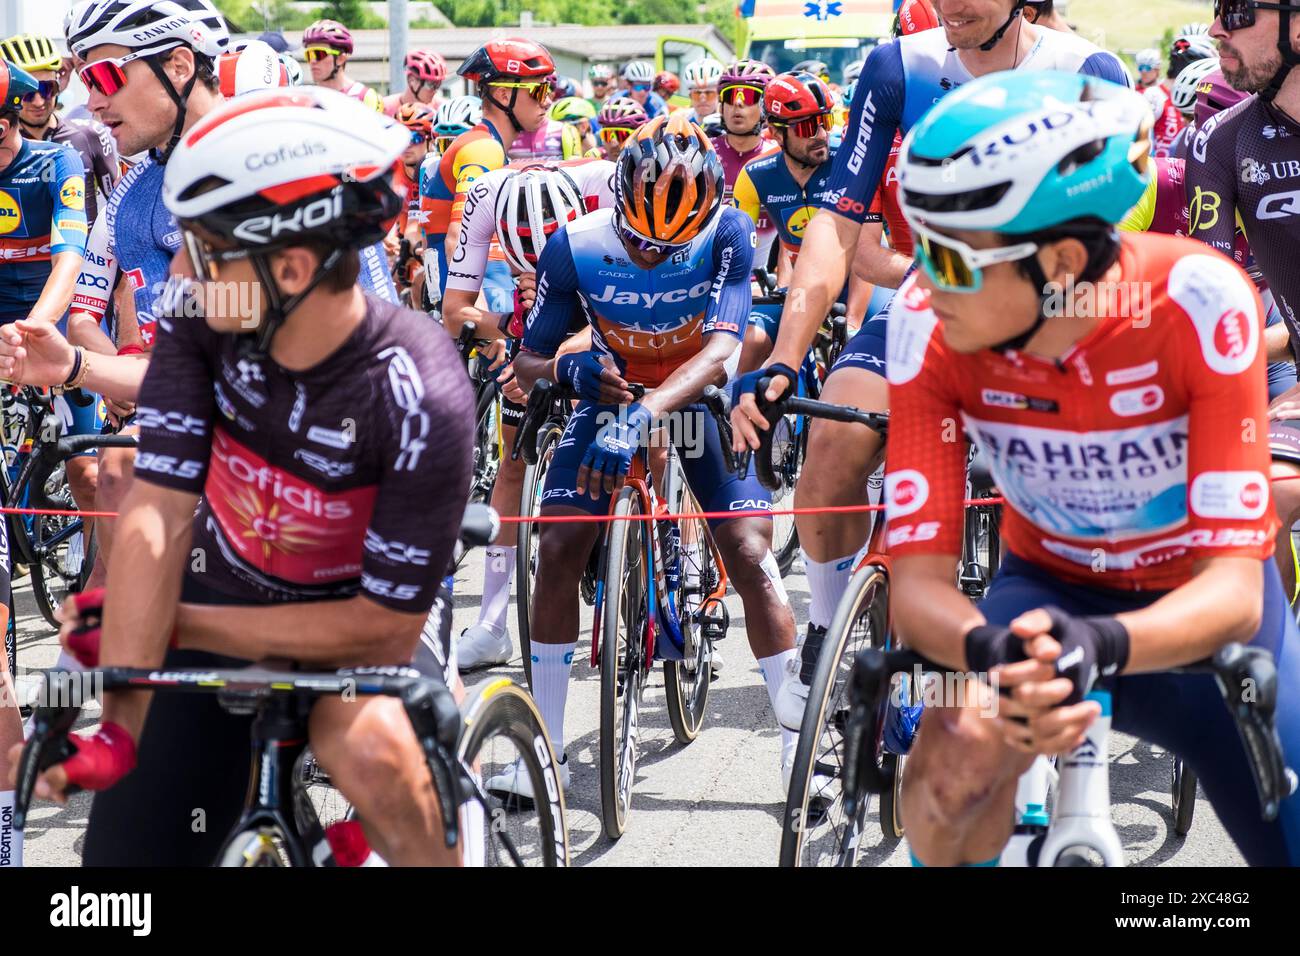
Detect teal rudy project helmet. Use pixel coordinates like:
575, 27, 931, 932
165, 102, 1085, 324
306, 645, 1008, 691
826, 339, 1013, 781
897, 70, 1152, 295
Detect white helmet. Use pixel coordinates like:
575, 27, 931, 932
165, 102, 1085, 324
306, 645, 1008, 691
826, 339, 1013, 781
433, 94, 482, 150
1135, 48, 1161, 72
1176, 22, 1211, 36
66, 0, 228, 58
280, 52, 302, 86
1171, 56, 1221, 118
621, 60, 654, 83
843, 59, 866, 85
494, 166, 588, 273
216, 39, 288, 97
163, 86, 407, 248
683, 57, 723, 90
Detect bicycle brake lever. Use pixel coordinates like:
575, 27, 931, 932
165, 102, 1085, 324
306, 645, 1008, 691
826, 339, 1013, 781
401, 679, 465, 851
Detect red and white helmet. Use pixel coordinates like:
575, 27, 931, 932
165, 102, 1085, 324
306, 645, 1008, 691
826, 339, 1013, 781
494, 166, 588, 273
162, 86, 407, 249
216, 39, 289, 98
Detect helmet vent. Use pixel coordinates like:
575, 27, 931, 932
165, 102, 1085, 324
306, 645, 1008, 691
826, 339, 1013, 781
177, 174, 232, 202
1057, 138, 1105, 177
903, 180, 1012, 213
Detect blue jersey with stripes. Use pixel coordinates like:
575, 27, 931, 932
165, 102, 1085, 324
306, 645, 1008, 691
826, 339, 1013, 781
522, 206, 754, 386
0, 138, 89, 315
823, 25, 1130, 224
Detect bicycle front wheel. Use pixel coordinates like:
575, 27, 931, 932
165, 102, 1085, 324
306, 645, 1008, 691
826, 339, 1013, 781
599, 486, 648, 840
779, 563, 891, 867
516, 423, 563, 691
662, 493, 718, 745
459, 679, 569, 866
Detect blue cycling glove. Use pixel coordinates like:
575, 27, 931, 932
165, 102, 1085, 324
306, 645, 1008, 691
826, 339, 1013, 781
730, 361, 800, 409
582, 403, 653, 489
555, 351, 617, 402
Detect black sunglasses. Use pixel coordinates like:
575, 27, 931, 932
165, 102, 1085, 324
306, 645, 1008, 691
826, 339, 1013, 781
1215, 0, 1293, 31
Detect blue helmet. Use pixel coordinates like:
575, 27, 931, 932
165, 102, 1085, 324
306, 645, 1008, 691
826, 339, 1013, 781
0, 58, 39, 112
898, 70, 1152, 236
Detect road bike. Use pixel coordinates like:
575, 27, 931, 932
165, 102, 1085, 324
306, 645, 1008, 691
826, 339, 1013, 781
14, 506, 569, 867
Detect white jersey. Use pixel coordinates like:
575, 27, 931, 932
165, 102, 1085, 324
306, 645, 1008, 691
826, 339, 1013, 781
445, 158, 616, 294
71, 213, 117, 325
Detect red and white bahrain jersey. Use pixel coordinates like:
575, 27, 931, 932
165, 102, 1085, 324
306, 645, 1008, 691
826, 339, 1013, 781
884, 232, 1277, 591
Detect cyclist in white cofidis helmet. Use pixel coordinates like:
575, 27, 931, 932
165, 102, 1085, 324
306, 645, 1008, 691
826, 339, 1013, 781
446, 161, 614, 671
7, 87, 478, 866
301, 18, 381, 111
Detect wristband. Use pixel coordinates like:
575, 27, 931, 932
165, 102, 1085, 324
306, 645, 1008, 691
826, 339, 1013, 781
117, 344, 146, 357
62, 347, 82, 388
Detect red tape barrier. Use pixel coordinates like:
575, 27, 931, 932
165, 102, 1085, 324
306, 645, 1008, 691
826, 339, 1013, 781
14, 473, 1300, 523
0, 500, 1007, 523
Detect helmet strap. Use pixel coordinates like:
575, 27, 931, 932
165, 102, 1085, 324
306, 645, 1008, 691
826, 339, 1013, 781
978, 0, 1028, 53
325, 54, 343, 83
239, 247, 345, 359
485, 84, 525, 133
144, 55, 199, 166
989, 252, 1052, 355
1261, 9, 1300, 103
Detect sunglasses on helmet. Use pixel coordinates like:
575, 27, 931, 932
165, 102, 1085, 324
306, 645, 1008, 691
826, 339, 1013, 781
1214, 0, 1290, 31
907, 218, 1039, 293
774, 112, 834, 139
720, 84, 764, 107
487, 79, 553, 103
599, 125, 635, 144
304, 46, 343, 63
78, 45, 176, 97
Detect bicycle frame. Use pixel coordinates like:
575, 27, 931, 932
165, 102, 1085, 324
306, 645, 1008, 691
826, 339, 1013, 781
590, 445, 729, 669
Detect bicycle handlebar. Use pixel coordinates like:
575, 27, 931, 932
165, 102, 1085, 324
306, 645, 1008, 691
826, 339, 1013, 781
14, 502, 504, 850
840, 643, 1296, 824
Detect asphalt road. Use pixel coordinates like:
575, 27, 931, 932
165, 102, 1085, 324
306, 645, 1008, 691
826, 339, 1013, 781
13, 551, 1244, 867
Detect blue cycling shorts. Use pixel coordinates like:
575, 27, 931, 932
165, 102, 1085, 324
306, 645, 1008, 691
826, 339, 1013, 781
541, 400, 771, 527
980, 552, 1300, 866
830, 316, 888, 378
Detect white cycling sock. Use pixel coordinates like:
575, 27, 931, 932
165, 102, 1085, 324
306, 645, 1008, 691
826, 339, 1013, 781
476, 546, 516, 636
804, 552, 857, 630
758, 650, 799, 760
0, 790, 22, 866
531, 642, 576, 755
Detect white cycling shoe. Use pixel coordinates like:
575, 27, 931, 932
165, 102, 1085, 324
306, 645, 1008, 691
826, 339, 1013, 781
485, 753, 571, 802
456, 624, 513, 672
774, 657, 810, 731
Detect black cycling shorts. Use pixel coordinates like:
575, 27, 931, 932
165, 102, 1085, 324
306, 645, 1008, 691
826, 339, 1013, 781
81, 575, 453, 865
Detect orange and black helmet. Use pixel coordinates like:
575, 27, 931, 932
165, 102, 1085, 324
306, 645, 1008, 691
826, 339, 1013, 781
614, 112, 723, 249
395, 101, 436, 140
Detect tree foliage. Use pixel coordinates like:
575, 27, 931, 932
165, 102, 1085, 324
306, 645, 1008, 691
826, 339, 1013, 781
216, 0, 736, 42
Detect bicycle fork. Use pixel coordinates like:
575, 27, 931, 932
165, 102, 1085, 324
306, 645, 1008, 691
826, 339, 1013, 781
1002, 690, 1124, 866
